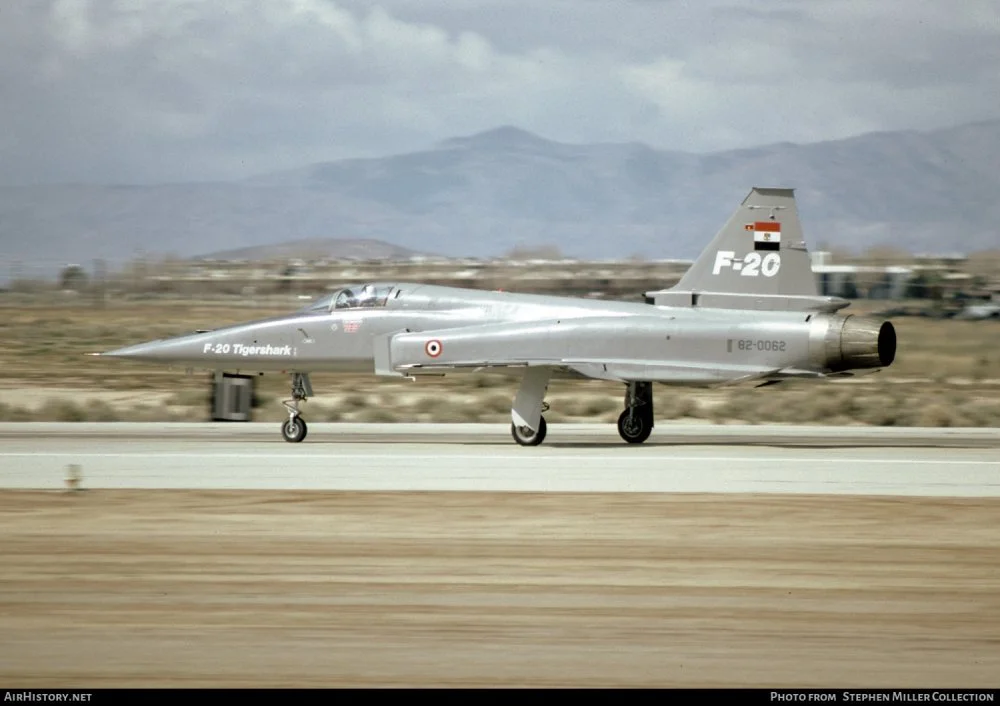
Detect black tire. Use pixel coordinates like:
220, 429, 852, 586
281, 417, 307, 443
617, 409, 651, 444
511, 416, 547, 446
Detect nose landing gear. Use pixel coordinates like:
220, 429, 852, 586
281, 372, 313, 443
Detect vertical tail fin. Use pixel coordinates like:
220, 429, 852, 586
672, 187, 819, 298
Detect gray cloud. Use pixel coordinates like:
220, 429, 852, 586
0, 0, 997, 185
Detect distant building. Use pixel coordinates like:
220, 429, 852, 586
811, 263, 913, 300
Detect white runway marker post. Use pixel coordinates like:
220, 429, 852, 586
65, 463, 82, 492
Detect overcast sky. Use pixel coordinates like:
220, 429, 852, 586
2, 0, 998, 185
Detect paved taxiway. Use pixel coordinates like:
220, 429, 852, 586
2, 422, 997, 495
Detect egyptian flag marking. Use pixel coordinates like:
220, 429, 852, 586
752, 221, 781, 251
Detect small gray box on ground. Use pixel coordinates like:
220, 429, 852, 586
211, 372, 255, 422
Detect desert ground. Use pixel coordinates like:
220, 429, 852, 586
2, 490, 998, 688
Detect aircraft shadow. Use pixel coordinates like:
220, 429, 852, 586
544, 441, 952, 449
242, 438, 988, 449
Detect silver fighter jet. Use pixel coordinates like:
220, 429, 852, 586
100, 187, 897, 445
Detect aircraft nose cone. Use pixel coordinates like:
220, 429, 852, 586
100, 340, 179, 361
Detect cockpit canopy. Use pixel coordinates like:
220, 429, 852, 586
299, 283, 397, 313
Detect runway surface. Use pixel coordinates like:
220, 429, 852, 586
1, 422, 998, 496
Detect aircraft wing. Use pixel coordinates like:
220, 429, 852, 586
374, 317, 781, 385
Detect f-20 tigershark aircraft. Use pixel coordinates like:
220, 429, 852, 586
101, 187, 897, 446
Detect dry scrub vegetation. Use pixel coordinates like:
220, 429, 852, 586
0, 296, 998, 426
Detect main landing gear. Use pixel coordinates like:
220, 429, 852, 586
281, 372, 313, 443
507, 370, 655, 446
617, 381, 654, 444
510, 367, 551, 446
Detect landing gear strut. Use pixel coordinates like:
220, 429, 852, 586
618, 381, 653, 444
510, 367, 552, 446
281, 372, 313, 443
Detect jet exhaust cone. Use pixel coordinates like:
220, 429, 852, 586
816, 314, 897, 372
